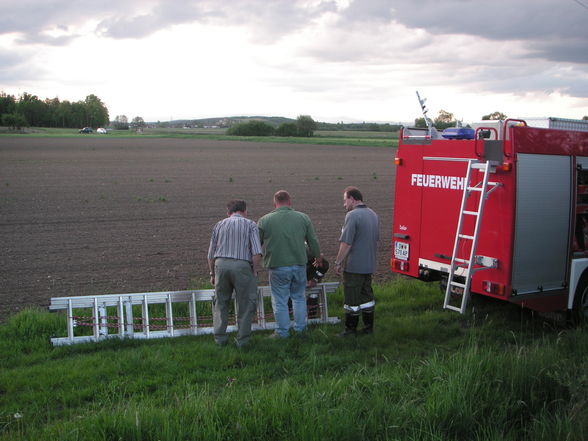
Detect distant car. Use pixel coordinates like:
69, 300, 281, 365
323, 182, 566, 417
96, 128, 107, 134
79, 127, 93, 134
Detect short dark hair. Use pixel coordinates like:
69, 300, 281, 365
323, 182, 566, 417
227, 200, 246, 214
273, 190, 291, 204
344, 186, 363, 202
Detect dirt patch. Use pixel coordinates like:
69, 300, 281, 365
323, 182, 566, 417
0, 137, 397, 319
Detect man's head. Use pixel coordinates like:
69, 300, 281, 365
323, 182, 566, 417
343, 186, 363, 212
227, 200, 247, 215
273, 190, 291, 208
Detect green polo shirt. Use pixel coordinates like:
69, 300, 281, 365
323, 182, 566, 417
258, 206, 320, 268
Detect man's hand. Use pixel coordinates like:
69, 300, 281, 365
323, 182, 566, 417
313, 254, 325, 267
335, 242, 351, 276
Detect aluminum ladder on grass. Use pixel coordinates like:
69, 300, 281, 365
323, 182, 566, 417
443, 159, 501, 313
48, 282, 341, 346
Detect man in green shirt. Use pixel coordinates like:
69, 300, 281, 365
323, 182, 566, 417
258, 190, 322, 338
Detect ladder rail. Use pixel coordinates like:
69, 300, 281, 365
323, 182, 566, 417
460, 161, 494, 312
444, 159, 500, 313
49, 283, 341, 346
444, 159, 477, 310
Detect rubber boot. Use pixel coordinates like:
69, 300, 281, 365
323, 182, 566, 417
359, 310, 374, 335
307, 295, 319, 319
338, 312, 359, 337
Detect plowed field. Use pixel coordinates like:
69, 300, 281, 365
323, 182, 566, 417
0, 137, 396, 319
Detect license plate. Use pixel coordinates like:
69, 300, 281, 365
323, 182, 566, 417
394, 241, 409, 261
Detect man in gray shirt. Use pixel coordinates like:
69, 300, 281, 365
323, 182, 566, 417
334, 186, 379, 336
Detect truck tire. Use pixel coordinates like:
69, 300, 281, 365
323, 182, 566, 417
573, 277, 588, 323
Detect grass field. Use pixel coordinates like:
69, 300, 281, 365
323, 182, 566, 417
0, 127, 398, 148
1, 278, 586, 441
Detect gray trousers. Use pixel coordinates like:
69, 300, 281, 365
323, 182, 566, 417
213, 258, 258, 346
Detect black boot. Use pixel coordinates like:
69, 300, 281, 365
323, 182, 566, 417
338, 313, 359, 337
307, 294, 319, 319
359, 310, 374, 335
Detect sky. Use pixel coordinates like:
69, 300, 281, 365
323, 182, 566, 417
1, 0, 588, 124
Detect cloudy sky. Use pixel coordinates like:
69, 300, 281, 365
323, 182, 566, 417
1, 0, 588, 123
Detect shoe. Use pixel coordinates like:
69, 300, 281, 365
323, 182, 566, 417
268, 332, 288, 339
292, 329, 309, 338
358, 327, 373, 336
360, 310, 374, 336
337, 328, 357, 337
235, 337, 250, 348
337, 312, 359, 337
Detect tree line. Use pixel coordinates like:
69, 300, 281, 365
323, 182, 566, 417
416, 110, 588, 129
316, 121, 401, 131
0, 92, 109, 130
227, 115, 318, 137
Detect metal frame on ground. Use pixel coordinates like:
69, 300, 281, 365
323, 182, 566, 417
49, 282, 340, 346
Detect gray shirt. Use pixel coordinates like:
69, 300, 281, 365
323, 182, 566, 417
339, 205, 379, 274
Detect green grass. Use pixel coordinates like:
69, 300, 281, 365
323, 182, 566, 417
0, 278, 586, 441
0, 127, 398, 148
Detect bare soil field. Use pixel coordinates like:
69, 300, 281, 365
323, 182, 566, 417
0, 137, 396, 319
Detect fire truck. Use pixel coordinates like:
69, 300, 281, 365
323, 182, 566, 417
390, 100, 588, 320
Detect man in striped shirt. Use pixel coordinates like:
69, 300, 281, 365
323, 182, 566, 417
208, 200, 263, 347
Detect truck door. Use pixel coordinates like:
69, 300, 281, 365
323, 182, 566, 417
511, 154, 572, 294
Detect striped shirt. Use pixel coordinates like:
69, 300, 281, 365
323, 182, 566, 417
208, 214, 262, 262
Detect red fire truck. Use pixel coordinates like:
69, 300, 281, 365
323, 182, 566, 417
391, 113, 588, 320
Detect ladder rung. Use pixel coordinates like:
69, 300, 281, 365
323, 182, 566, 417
454, 258, 469, 264
467, 187, 483, 192
450, 281, 466, 288
463, 210, 478, 216
445, 304, 463, 313
458, 234, 474, 240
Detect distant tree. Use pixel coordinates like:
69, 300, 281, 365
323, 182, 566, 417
2, 113, 29, 130
0, 92, 16, 117
16, 92, 46, 127
113, 115, 129, 130
0, 92, 109, 128
70, 101, 86, 128
482, 111, 508, 120
433, 110, 456, 129
583, 116, 588, 120
414, 117, 427, 128
84, 94, 109, 127
296, 115, 317, 137
131, 116, 146, 131
227, 120, 275, 136
43, 97, 61, 127
276, 122, 299, 137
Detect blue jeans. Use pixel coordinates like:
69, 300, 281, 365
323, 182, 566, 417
269, 265, 307, 337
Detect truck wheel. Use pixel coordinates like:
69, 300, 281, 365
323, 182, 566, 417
573, 277, 588, 323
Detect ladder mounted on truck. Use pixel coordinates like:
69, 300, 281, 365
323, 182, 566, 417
424, 157, 501, 313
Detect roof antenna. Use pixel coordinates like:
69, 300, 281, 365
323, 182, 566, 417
416, 91, 438, 139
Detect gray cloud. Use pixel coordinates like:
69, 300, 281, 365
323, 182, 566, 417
3, 0, 585, 66
1, 0, 587, 109
0, 0, 337, 42
339, 0, 588, 65
0, 50, 44, 84
0, 0, 127, 44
